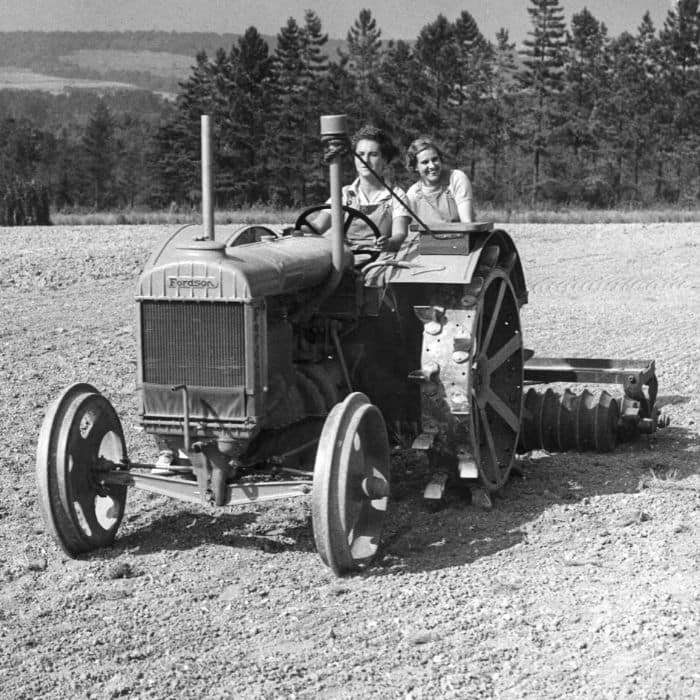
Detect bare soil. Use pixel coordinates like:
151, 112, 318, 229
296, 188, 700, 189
0, 223, 698, 699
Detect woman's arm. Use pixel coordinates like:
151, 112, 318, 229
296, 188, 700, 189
451, 170, 474, 222
305, 210, 331, 234
380, 189, 411, 251
383, 215, 409, 251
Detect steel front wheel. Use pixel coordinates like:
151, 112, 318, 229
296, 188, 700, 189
36, 383, 128, 557
312, 392, 390, 575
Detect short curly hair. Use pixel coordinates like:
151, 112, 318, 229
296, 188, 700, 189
351, 125, 399, 162
405, 136, 445, 171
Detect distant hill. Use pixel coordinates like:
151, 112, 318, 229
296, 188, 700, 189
0, 30, 347, 96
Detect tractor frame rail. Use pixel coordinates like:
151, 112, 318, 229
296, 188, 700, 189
524, 356, 656, 390
102, 467, 312, 507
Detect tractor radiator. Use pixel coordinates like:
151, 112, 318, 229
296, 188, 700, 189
140, 300, 246, 387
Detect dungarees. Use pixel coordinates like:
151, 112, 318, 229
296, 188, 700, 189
344, 190, 393, 248
412, 184, 460, 223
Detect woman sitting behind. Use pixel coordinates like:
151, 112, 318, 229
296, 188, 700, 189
405, 137, 474, 223
309, 125, 410, 253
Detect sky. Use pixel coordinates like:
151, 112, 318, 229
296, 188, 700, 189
0, 1, 675, 45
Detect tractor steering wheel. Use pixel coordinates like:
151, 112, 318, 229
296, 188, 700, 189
295, 204, 383, 265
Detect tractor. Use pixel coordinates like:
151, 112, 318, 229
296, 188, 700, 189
36, 114, 662, 575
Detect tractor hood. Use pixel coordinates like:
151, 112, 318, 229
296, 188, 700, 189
137, 226, 349, 301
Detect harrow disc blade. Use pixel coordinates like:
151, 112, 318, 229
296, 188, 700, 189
577, 389, 596, 452
539, 388, 560, 453
558, 388, 578, 451
593, 391, 619, 453
518, 388, 620, 454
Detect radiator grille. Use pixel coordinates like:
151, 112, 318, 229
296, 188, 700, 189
141, 301, 246, 387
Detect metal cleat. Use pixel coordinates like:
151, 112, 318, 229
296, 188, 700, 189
457, 450, 478, 479
408, 361, 440, 383
423, 471, 448, 501
412, 432, 436, 450
470, 485, 494, 511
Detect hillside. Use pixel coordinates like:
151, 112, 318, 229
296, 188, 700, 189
0, 30, 347, 95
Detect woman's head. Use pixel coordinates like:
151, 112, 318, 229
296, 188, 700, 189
406, 136, 445, 186
351, 125, 398, 179
352, 126, 399, 162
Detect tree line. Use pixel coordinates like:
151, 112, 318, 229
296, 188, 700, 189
1, 0, 699, 224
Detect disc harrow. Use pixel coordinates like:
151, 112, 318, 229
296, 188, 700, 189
519, 356, 662, 454
519, 387, 620, 453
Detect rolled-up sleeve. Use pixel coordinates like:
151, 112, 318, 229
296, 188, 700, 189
390, 186, 411, 219
450, 170, 473, 206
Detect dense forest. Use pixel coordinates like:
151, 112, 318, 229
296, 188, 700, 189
1, 0, 699, 223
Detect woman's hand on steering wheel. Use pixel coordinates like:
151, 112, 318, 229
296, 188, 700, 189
295, 204, 382, 241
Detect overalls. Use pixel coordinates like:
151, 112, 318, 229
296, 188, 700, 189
344, 189, 393, 248
411, 184, 460, 223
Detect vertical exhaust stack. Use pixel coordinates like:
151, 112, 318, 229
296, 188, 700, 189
201, 114, 214, 240
320, 114, 348, 277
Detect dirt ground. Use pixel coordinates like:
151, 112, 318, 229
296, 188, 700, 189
0, 223, 698, 699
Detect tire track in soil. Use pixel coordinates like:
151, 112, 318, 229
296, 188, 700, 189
528, 275, 695, 299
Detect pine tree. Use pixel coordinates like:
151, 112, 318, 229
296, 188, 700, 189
415, 14, 458, 130
561, 8, 609, 201
340, 9, 383, 120
449, 11, 490, 175
151, 50, 214, 208
301, 9, 329, 78
113, 113, 151, 208
299, 11, 331, 201
518, 0, 568, 202
178, 50, 217, 121
660, 0, 700, 199
375, 40, 430, 151
269, 17, 307, 204
636, 13, 672, 199
217, 27, 274, 205
482, 29, 520, 203
83, 100, 116, 209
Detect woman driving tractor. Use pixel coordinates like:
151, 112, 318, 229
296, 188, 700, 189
303, 125, 411, 253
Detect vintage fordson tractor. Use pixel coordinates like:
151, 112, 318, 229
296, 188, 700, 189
36, 115, 662, 575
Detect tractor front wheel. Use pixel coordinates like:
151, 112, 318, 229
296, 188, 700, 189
36, 383, 128, 557
311, 392, 390, 575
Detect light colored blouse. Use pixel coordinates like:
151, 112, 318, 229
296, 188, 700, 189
406, 169, 473, 223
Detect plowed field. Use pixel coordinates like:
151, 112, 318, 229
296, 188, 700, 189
1, 223, 698, 699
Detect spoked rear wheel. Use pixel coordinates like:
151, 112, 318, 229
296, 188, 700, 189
36, 383, 128, 557
470, 268, 524, 491
312, 392, 390, 575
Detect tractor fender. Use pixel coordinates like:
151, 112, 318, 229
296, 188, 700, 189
384, 227, 527, 306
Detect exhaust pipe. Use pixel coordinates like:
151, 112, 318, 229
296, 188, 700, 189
320, 114, 348, 277
201, 114, 214, 240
